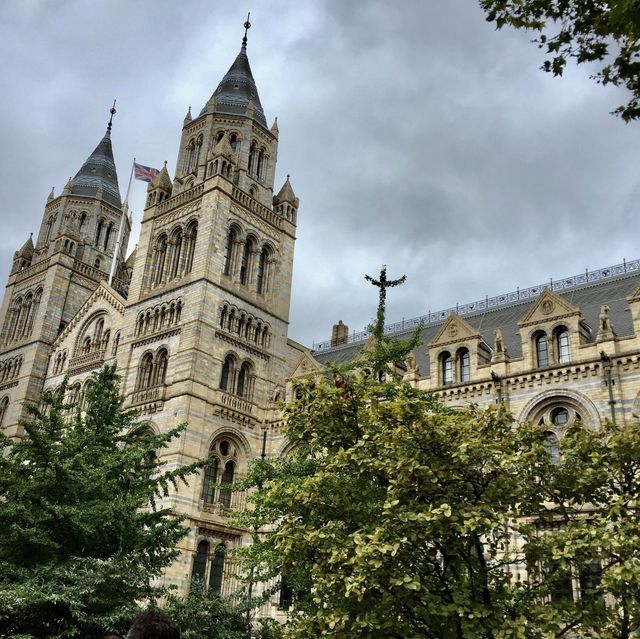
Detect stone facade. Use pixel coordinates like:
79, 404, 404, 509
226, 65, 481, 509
3, 31, 640, 617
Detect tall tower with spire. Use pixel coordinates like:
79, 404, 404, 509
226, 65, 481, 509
115, 20, 300, 593
0, 112, 130, 435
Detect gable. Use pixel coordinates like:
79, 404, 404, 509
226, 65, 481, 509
52, 281, 126, 350
290, 351, 324, 379
518, 288, 580, 328
428, 314, 480, 349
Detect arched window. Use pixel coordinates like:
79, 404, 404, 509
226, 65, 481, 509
220, 305, 228, 329
95, 219, 104, 247
237, 362, 251, 398
169, 228, 183, 279
78, 212, 87, 233
458, 348, 470, 382
543, 431, 560, 463
535, 332, 549, 367
219, 355, 235, 392
441, 352, 453, 385
153, 235, 168, 286
137, 353, 154, 390
239, 237, 255, 285
556, 328, 571, 364
103, 223, 113, 251
184, 221, 198, 273
229, 133, 238, 152
256, 246, 270, 294
153, 349, 169, 386
219, 461, 235, 508
248, 142, 257, 175
209, 545, 226, 594
202, 457, 219, 504
191, 540, 210, 588
223, 227, 237, 276
0, 396, 8, 427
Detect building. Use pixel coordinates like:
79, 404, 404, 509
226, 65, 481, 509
2, 27, 640, 610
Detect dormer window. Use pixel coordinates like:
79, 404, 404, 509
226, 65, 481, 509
534, 331, 549, 367
555, 328, 571, 364
458, 348, 470, 382
441, 351, 453, 385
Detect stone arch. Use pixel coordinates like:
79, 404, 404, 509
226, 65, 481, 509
518, 388, 601, 432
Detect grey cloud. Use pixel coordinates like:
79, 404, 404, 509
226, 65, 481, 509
1, 0, 639, 348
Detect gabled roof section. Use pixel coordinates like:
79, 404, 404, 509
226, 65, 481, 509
518, 288, 580, 327
429, 314, 480, 348
71, 129, 122, 208
199, 43, 267, 128
52, 281, 125, 349
290, 351, 324, 379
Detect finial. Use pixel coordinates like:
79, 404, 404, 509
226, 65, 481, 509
242, 12, 251, 48
107, 99, 117, 133
286, 174, 290, 181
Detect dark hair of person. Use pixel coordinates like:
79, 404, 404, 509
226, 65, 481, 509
127, 609, 179, 639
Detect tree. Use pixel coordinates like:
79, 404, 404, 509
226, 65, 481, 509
0, 365, 200, 638
479, 0, 640, 121
235, 268, 640, 638
160, 587, 249, 639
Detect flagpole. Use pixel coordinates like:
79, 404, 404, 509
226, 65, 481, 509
108, 158, 136, 287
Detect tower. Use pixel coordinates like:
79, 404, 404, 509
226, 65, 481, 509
0, 114, 130, 435
116, 24, 299, 593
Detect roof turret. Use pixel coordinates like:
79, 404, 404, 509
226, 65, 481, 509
199, 20, 267, 127
16, 234, 34, 259
274, 175, 299, 207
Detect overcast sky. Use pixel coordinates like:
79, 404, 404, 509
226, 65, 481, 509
1, 1, 639, 348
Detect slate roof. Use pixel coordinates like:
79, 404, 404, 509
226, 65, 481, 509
199, 43, 267, 128
71, 130, 121, 208
313, 270, 640, 377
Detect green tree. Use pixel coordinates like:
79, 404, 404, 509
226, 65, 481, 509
160, 587, 249, 639
0, 365, 200, 638
479, 0, 640, 121
524, 418, 640, 639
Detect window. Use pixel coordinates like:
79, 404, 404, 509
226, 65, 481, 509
154, 349, 169, 386
239, 237, 255, 285
535, 332, 549, 367
191, 540, 209, 587
184, 221, 198, 273
223, 228, 237, 276
458, 348, 470, 382
152, 235, 168, 286
202, 458, 219, 504
0, 396, 8, 427
549, 560, 573, 603
237, 362, 251, 397
551, 407, 569, 427
202, 438, 239, 510
169, 228, 183, 279
220, 461, 235, 508
103, 223, 113, 250
95, 219, 104, 247
543, 431, 560, 463
579, 558, 602, 600
220, 355, 235, 391
441, 352, 453, 385
209, 545, 226, 594
256, 246, 271, 294
556, 328, 571, 364
137, 353, 155, 390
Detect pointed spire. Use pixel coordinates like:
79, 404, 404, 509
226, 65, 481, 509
274, 174, 299, 206
155, 161, 173, 191
199, 16, 267, 127
63, 177, 73, 194
16, 234, 34, 259
70, 104, 122, 207
47, 187, 55, 203
184, 106, 192, 125
270, 117, 279, 137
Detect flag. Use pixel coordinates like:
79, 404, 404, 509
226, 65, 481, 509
134, 162, 159, 183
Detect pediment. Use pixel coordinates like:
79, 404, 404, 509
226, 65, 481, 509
428, 314, 479, 348
518, 288, 579, 327
52, 281, 126, 350
290, 351, 324, 379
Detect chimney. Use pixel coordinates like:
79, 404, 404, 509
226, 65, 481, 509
331, 320, 349, 347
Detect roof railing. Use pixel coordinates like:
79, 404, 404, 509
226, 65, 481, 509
311, 258, 640, 352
